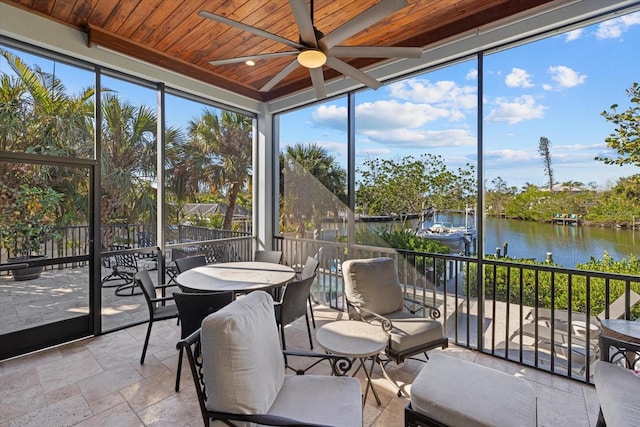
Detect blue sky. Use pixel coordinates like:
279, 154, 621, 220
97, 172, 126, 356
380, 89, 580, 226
279, 11, 640, 190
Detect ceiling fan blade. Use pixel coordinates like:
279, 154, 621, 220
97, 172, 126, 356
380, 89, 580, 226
328, 45, 422, 59
199, 10, 304, 50
209, 51, 298, 66
318, 0, 409, 50
260, 59, 300, 92
325, 57, 382, 90
309, 67, 327, 99
289, 0, 317, 48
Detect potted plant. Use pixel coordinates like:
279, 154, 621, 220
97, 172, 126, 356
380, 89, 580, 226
0, 184, 63, 280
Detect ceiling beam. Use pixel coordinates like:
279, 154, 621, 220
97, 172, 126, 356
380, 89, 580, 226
87, 24, 264, 101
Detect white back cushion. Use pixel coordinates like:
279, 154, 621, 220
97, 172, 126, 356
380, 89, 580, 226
201, 291, 284, 414
342, 257, 403, 315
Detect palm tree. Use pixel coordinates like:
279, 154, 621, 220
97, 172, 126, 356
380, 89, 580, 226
171, 110, 252, 230
280, 143, 347, 238
0, 49, 94, 226
0, 49, 94, 157
99, 93, 158, 224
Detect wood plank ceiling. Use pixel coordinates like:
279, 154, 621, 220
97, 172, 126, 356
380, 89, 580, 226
3, 0, 556, 102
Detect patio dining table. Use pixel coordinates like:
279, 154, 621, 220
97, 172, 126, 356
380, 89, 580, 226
176, 261, 295, 295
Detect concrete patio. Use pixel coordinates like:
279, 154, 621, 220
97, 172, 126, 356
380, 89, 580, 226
0, 298, 600, 426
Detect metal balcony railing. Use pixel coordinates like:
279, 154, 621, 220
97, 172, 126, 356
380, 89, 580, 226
274, 235, 640, 383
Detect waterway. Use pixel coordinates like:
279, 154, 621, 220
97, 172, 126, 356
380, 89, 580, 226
322, 213, 640, 269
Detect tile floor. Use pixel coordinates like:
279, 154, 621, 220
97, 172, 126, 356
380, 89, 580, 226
0, 304, 600, 426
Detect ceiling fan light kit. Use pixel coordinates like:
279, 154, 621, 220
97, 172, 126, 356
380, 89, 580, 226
297, 50, 327, 68
200, 0, 422, 99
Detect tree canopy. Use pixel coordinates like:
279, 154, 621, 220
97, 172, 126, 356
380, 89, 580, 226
279, 143, 347, 238
596, 82, 640, 167
356, 154, 476, 217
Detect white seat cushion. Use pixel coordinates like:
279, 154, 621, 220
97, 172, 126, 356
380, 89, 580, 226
594, 361, 640, 427
411, 353, 537, 427
269, 375, 362, 427
382, 310, 444, 354
200, 291, 284, 415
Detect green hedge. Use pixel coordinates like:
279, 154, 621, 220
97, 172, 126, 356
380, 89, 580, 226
466, 254, 640, 319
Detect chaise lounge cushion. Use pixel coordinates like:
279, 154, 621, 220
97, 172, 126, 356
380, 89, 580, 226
201, 291, 284, 415
594, 361, 640, 427
411, 353, 537, 427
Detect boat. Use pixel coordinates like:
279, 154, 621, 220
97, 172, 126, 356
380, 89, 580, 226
415, 208, 477, 250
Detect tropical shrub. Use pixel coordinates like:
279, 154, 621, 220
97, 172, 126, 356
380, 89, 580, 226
0, 184, 63, 257
466, 254, 640, 319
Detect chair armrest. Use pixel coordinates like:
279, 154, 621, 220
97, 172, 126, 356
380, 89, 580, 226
177, 328, 200, 349
403, 296, 442, 320
283, 350, 354, 375
345, 300, 393, 335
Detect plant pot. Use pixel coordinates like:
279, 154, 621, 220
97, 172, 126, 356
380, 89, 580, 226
8, 256, 46, 281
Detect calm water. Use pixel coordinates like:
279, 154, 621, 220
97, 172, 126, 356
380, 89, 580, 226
323, 214, 640, 268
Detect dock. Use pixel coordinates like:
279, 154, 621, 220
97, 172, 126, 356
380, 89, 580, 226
550, 213, 581, 225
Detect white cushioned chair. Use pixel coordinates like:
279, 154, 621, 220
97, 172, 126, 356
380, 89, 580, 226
177, 291, 362, 427
342, 257, 448, 366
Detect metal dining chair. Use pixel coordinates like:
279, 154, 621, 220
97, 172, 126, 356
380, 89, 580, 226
135, 269, 179, 364
172, 291, 233, 391
299, 256, 319, 328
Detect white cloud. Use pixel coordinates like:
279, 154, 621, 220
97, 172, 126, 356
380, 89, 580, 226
388, 78, 476, 110
361, 128, 476, 148
564, 28, 583, 42
311, 104, 346, 129
355, 148, 390, 158
547, 65, 587, 88
312, 97, 468, 133
466, 68, 478, 80
596, 11, 640, 39
485, 95, 546, 124
316, 141, 348, 155
355, 100, 452, 130
485, 149, 536, 164
505, 68, 533, 88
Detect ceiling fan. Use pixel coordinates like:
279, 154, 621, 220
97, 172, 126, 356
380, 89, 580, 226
199, 0, 423, 99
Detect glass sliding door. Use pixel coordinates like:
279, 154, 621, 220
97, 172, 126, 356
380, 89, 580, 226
0, 44, 96, 359
0, 159, 94, 359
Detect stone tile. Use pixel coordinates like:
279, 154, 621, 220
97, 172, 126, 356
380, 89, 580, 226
75, 402, 144, 427
77, 364, 143, 402
136, 354, 172, 379
45, 383, 81, 404
363, 401, 383, 426
37, 350, 103, 393
0, 383, 47, 423
0, 347, 63, 377
136, 390, 202, 426
88, 390, 126, 415
372, 395, 408, 426
119, 369, 176, 412
0, 365, 40, 397
532, 381, 592, 427
7, 394, 92, 427
583, 385, 599, 416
